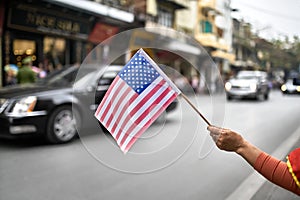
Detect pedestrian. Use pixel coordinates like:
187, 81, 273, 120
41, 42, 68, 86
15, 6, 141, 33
6, 68, 17, 86
37, 62, 47, 78
191, 75, 199, 94
207, 125, 300, 196
17, 56, 37, 84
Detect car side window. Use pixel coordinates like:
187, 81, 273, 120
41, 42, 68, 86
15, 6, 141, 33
98, 71, 118, 86
98, 78, 114, 86
293, 78, 300, 85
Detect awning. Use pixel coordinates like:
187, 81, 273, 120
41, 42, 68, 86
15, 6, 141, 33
232, 60, 247, 67
211, 50, 235, 64
88, 23, 119, 44
163, 0, 187, 9
167, 41, 201, 55
46, 0, 134, 23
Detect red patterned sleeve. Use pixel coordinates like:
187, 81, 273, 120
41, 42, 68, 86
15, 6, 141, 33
254, 152, 300, 196
287, 148, 300, 189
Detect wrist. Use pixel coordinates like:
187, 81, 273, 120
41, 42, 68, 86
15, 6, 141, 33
236, 139, 249, 155
235, 139, 263, 166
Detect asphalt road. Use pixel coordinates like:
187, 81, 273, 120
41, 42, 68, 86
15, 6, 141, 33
0, 90, 299, 200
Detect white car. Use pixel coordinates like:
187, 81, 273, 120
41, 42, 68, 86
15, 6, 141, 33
225, 70, 270, 101
281, 78, 300, 94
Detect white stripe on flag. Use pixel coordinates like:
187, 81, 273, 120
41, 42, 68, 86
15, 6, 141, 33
116, 81, 170, 144
120, 90, 176, 152
120, 81, 169, 132
96, 77, 123, 119
112, 76, 164, 137
106, 88, 136, 132
102, 80, 129, 125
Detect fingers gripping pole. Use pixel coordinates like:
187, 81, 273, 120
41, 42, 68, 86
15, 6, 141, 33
181, 93, 211, 126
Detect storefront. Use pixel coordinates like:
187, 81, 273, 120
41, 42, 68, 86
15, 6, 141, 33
1, 1, 94, 86
1, 0, 141, 87
6, 2, 90, 64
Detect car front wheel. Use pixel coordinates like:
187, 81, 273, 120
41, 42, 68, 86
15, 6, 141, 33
46, 105, 79, 144
227, 95, 232, 101
264, 93, 269, 100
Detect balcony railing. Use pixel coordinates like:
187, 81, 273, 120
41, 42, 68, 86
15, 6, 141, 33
195, 33, 229, 51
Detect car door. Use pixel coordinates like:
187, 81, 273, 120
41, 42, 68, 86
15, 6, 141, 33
259, 73, 269, 93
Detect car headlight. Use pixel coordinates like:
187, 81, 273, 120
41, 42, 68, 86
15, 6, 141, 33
281, 84, 287, 92
225, 82, 232, 91
250, 83, 257, 91
297, 86, 300, 92
11, 96, 37, 114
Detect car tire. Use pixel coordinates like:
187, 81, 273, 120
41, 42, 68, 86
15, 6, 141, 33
46, 105, 80, 144
255, 93, 263, 101
264, 93, 269, 100
99, 122, 109, 133
227, 95, 232, 101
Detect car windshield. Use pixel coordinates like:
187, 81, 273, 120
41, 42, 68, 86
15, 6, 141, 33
73, 70, 99, 89
236, 71, 263, 80
237, 75, 258, 79
36, 66, 95, 87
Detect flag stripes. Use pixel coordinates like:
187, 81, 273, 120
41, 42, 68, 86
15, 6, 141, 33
95, 75, 177, 153
121, 91, 177, 152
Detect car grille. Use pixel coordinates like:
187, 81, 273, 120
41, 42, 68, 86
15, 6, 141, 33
0, 98, 9, 114
232, 85, 249, 89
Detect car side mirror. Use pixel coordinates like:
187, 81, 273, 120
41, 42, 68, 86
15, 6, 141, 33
293, 78, 300, 85
86, 85, 95, 92
98, 78, 113, 86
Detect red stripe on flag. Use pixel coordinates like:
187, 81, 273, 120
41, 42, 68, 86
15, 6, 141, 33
105, 86, 133, 129
115, 78, 166, 140
95, 76, 121, 117
129, 79, 166, 118
100, 78, 126, 122
110, 92, 138, 135
123, 92, 178, 152
119, 85, 172, 147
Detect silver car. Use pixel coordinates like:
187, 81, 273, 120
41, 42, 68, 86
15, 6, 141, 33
225, 70, 270, 101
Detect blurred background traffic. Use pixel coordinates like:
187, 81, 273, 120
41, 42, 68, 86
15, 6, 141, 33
0, 0, 299, 93
1, 1, 300, 200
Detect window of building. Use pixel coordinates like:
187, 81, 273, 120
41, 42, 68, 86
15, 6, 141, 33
43, 37, 66, 69
157, 7, 173, 28
13, 39, 36, 66
217, 27, 223, 38
200, 20, 212, 33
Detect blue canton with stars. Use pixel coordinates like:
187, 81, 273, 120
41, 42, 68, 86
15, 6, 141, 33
118, 52, 160, 94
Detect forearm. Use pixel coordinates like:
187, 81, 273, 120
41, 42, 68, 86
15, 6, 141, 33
208, 125, 300, 195
235, 139, 263, 166
254, 152, 300, 195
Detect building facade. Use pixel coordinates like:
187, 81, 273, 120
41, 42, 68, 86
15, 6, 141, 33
0, 0, 142, 87
192, 0, 235, 92
1, 0, 241, 93
231, 18, 258, 71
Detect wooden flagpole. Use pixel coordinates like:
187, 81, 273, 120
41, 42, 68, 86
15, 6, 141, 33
180, 93, 211, 126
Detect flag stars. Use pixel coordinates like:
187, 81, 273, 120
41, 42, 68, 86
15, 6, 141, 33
119, 53, 160, 94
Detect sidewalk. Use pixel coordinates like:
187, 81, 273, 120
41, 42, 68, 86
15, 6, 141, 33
251, 138, 300, 200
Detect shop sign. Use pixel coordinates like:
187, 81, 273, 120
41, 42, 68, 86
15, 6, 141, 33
8, 4, 89, 40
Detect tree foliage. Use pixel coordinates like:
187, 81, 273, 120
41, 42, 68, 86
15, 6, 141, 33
270, 36, 300, 70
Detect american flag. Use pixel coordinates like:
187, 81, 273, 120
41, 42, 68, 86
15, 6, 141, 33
94, 49, 181, 153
